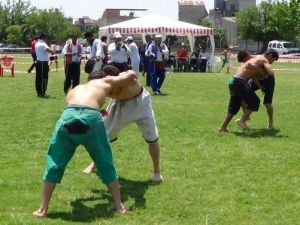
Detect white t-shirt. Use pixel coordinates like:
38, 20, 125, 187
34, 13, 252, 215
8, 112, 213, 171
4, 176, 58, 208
35, 39, 50, 61
89, 39, 103, 59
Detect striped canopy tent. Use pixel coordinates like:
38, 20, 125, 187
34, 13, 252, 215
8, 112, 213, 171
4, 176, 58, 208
99, 14, 215, 55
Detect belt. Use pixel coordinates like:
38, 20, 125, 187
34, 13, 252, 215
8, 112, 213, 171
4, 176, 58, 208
133, 87, 144, 98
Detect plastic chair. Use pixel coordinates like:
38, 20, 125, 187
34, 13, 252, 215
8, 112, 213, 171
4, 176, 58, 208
0, 55, 15, 77
207, 56, 221, 73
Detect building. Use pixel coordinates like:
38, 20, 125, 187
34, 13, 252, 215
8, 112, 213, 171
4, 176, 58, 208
178, 0, 208, 24
208, 0, 260, 51
214, 0, 256, 16
74, 16, 97, 31
99, 9, 148, 27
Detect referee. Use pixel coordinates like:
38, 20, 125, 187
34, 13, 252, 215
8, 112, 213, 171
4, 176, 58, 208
35, 33, 54, 97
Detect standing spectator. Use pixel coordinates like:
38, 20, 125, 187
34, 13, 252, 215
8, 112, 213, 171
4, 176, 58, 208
176, 43, 189, 72
198, 48, 209, 72
146, 34, 169, 95
35, 33, 54, 98
139, 46, 146, 76
27, 36, 38, 73
144, 34, 153, 86
62, 34, 84, 94
49, 40, 58, 71
101, 36, 109, 65
108, 32, 131, 72
125, 36, 140, 78
189, 48, 200, 72
84, 31, 103, 75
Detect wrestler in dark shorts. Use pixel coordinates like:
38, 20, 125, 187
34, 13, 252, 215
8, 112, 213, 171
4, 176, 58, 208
250, 76, 275, 104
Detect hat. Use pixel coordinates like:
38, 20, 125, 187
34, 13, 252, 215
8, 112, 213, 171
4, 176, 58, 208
125, 36, 133, 41
113, 32, 122, 39
155, 34, 162, 38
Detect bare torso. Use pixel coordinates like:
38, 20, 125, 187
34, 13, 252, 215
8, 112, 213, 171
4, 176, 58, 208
66, 70, 138, 108
66, 80, 111, 108
235, 55, 269, 81
108, 80, 142, 100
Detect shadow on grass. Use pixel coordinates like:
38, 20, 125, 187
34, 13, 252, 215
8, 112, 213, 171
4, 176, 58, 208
47, 177, 155, 222
152, 93, 169, 97
232, 128, 287, 138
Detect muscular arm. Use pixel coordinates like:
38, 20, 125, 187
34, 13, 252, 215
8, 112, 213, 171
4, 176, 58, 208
263, 63, 274, 76
252, 76, 265, 92
104, 70, 137, 89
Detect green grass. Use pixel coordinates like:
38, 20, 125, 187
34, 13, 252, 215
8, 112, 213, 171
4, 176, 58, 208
0, 54, 299, 225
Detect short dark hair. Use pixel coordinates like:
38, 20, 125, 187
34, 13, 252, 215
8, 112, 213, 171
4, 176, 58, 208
87, 65, 120, 81
84, 31, 93, 38
101, 36, 107, 42
39, 33, 47, 39
264, 49, 279, 61
237, 50, 250, 62
224, 44, 229, 49
70, 33, 77, 38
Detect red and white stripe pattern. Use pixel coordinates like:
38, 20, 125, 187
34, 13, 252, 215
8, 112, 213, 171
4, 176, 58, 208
107, 27, 213, 36
100, 14, 214, 36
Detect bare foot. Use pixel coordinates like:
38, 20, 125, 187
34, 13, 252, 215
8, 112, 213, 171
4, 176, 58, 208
236, 119, 249, 130
116, 205, 130, 214
219, 127, 229, 132
267, 123, 273, 130
82, 163, 96, 174
152, 173, 163, 183
33, 208, 47, 218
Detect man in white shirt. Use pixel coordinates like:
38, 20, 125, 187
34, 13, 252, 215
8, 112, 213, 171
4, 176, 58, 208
145, 34, 169, 95
84, 31, 103, 76
108, 32, 131, 72
125, 36, 140, 78
35, 33, 55, 98
62, 34, 84, 94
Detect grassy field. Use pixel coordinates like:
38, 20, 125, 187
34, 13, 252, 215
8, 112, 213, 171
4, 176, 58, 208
0, 54, 299, 225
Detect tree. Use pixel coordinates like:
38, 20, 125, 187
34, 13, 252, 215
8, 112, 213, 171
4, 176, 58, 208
27, 9, 70, 44
6, 25, 22, 45
197, 19, 227, 48
236, 0, 300, 51
0, 0, 36, 45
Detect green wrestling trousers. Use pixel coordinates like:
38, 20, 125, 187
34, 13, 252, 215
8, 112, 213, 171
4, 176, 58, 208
42, 105, 118, 184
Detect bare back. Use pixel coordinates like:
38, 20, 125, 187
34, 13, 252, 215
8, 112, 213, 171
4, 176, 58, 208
66, 80, 111, 108
66, 70, 137, 108
235, 55, 269, 81
109, 80, 142, 100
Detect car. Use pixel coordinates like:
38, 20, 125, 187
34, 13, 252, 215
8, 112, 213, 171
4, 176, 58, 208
2, 44, 21, 52
0, 43, 4, 53
267, 40, 299, 55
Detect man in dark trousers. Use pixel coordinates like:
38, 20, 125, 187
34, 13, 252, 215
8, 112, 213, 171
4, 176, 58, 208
35, 33, 54, 97
62, 34, 84, 94
27, 36, 38, 73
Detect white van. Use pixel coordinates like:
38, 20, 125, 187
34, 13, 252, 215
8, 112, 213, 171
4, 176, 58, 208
267, 40, 299, 55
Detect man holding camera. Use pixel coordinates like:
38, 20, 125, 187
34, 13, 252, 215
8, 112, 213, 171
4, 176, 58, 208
108, 32, 131, 72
